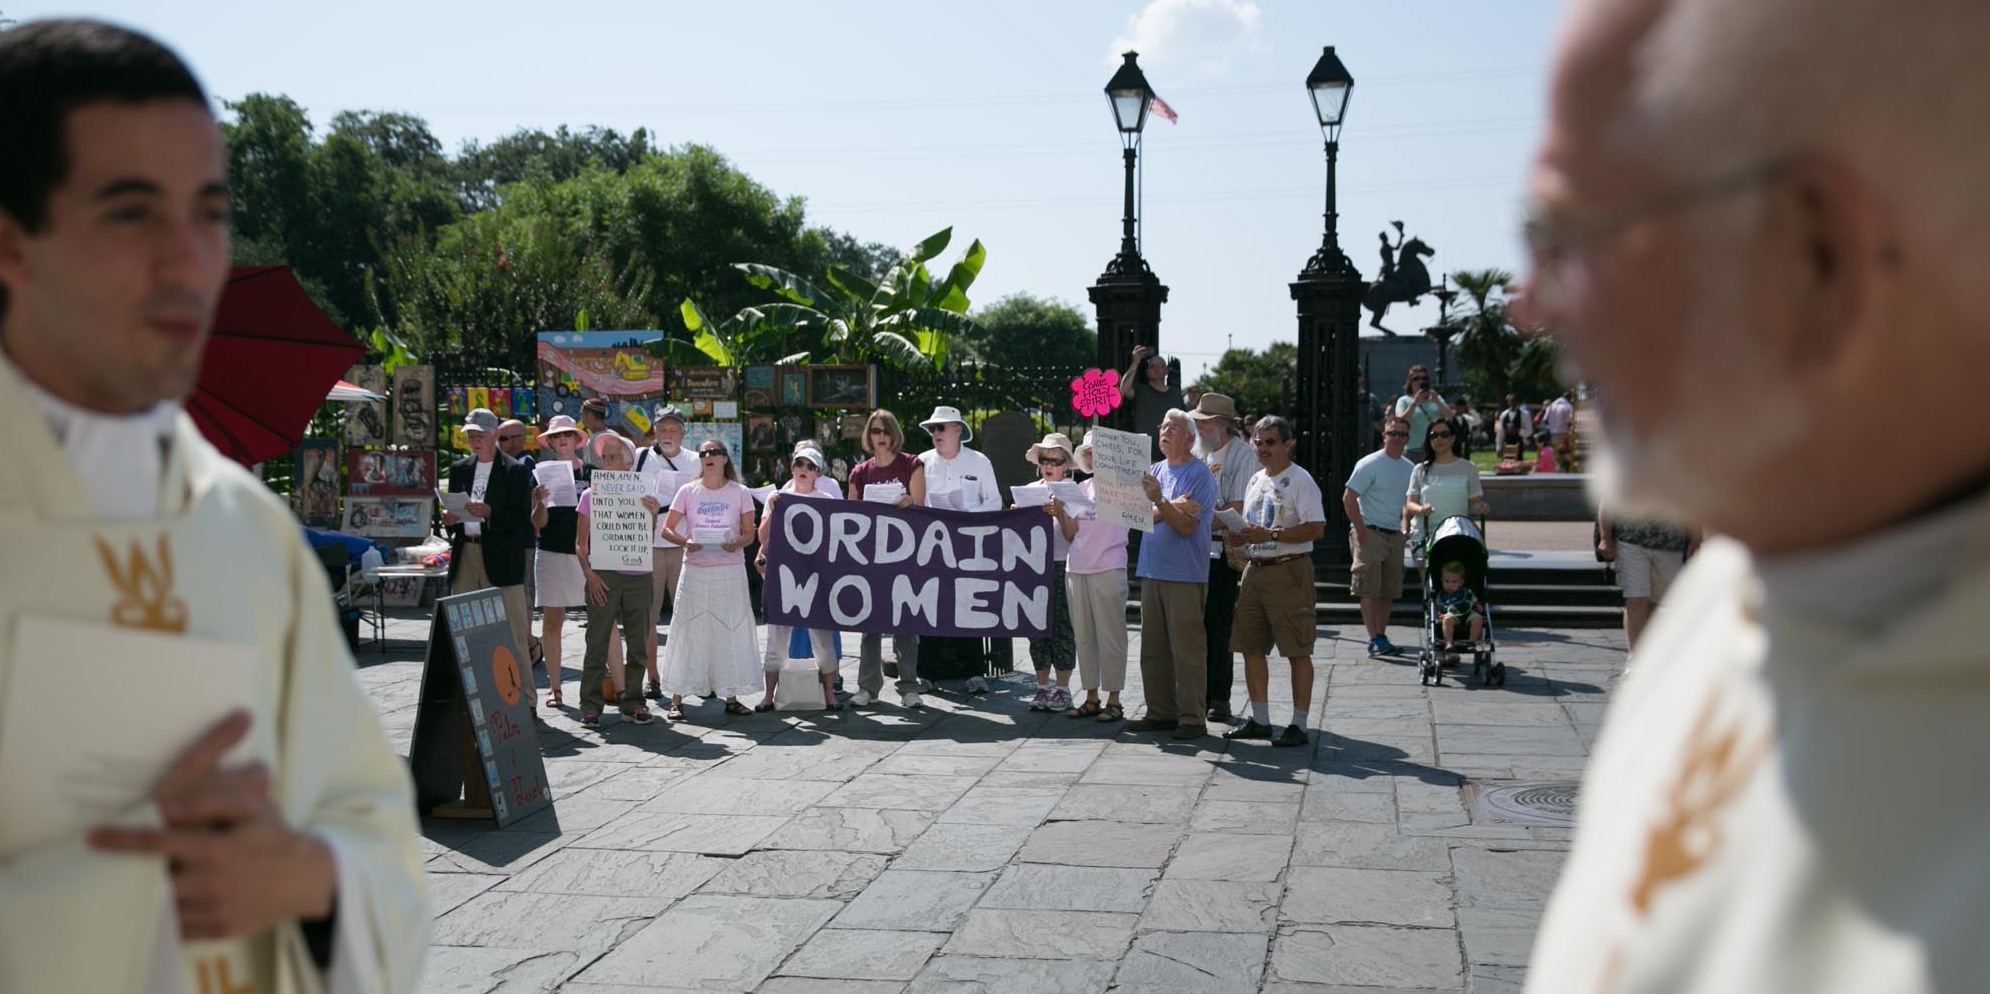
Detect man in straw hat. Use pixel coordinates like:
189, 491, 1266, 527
1521, 0, 1990, 989
1189, 391, 1254, 723
633, 404, 692, 700
911, 406, 1000, 703
0, 19, 425, 991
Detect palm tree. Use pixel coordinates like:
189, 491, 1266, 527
1446, 268, 1523, 400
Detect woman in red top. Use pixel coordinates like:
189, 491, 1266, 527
844, 409, 927, 706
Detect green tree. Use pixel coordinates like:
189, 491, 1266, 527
1202, 341, 1299, 418
962, 293, 1096, 371
455, 125, 655, 211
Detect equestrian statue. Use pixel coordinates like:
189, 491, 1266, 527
1364, 220, 1437, 334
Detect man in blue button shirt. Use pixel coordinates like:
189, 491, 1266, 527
1127, 408, 1219, 740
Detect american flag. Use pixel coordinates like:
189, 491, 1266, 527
1149, 95, 1178, 124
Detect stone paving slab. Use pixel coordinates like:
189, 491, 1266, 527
364, 613, 1628, 993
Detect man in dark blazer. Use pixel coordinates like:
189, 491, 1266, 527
441, 408, 535, 700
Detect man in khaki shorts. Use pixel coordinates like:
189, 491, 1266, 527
1343, 416, 1415, 656
1223, 416, 1328, 747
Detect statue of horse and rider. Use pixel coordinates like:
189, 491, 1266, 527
1365, 221, 1437, 334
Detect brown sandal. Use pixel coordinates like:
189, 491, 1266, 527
1095, 702, 1125, 723
1067, 699, 1103, 718
544, 694, 564, 709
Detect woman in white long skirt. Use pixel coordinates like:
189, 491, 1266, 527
656, 438, 761, 720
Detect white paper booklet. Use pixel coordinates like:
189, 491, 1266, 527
0, 615, 261, 856
532, 460, 577, 507
862, 482, 906, 505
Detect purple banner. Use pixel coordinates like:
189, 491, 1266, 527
763, 500, 1055, 638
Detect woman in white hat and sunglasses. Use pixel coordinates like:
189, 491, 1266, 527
754, 442, 845, 709
1019, 433, 1081, 711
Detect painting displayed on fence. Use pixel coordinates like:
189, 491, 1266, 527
347, 450, 438, 498
391, 364, 436, 448
536, 331, 667, 433
295, 437, 341, 528
344, 365, 388, 448
344, 497, 433, 538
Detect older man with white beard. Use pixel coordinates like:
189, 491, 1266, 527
1520, 1, 1990, 991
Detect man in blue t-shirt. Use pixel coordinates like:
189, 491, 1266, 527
1129, 409, 1219, 740
1343, 416, 1417, 656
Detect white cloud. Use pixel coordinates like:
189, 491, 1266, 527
1108, 0, 1264, 79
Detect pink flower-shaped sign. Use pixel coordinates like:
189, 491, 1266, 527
1071, 368, 1122, 418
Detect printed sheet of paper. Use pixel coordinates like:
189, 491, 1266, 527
691, 527, 733, 547
862, 482, 906, 505
0, 616, 261, 857
1086, 426, 1156, 532
586, 470, 654, 571
926, 488, 966, 512
1215, 508, 1250, 532
436, 488, 473, 519
532, 460, 577, 508
747, 483, 779, 505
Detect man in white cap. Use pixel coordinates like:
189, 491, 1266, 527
1522, 0, 1990, 990
1190, 392, 1254, 723
917, 405, 1001, 512
442, 406, 535, 699
913, 406, 1000, 704
634, 404, 690, 700
0, 19, 425, 991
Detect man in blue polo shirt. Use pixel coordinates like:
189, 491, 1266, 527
1343, 416, 1416, 656
1126, 408, 1219, 740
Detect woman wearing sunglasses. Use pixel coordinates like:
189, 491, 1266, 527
1018, 433, 1081, 712
1405, 420, 1491, 554
845, 409, 927, 706
754, 442, 844, 710
655, 440, 760, 720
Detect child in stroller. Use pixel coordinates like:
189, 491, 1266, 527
1435, 562, 1483, 649
1417, 516, 1505, 687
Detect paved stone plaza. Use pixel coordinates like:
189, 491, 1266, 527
362, 611, 1624, 993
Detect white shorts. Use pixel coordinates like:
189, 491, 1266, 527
1617, 542, 1685, 601
534, 550, 587, 608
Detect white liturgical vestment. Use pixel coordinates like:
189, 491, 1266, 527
1525, 513, 1990, 993
0, 356, 428, 994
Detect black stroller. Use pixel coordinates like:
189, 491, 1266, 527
1416, 515, 1505, 687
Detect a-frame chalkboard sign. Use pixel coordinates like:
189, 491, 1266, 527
408, 588, 552, 827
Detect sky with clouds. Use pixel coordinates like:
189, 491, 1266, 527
17, 0, 1565, 380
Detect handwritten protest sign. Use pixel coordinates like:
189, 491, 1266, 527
1086, 426, 1155, 532
763, 501, 1055, 638
586, 470, 653, 571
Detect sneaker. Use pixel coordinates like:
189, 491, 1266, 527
966, 675, 989, 694
623, 707, 655, 725
1047, 687, 1072, 712
1366, 636, 1386, 657
1272, 724, 1309, 747
901, 690, 925, 708
1125, 717, 1178, 732
1224, 719, 1274, 741
580, 712, 601, 728
1027, 686, 1051, 711
645, 681, 662, 701
850, 690, 876, 707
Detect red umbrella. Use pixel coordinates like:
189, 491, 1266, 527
188, 265, 366, 465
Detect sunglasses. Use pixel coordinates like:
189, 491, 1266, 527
1250, 437, 1283, 447
1428, 431, 1454, 440
699, 449, 728, 458
1385, 431, 1410, 438
868, 427, 891, 435
791, 460, 819, 471
1037, 458, 1067, 467
498, 434, 525, 442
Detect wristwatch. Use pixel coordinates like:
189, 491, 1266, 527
1270, 527, 1284, 543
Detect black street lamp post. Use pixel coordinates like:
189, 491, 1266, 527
1290, 45, 1362, 560
1089, 51, 1169, 420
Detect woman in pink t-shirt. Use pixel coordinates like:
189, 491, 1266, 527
655, 439, 760, 719
1066, 432, 1132, 722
